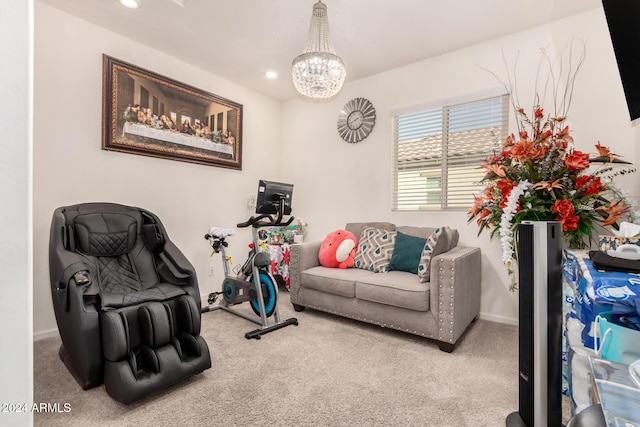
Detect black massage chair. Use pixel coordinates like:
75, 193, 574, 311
49, 202, 211, 404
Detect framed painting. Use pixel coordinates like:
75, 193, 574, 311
102, 55, 243, 170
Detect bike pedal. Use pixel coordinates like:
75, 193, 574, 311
208, 292, 221, 304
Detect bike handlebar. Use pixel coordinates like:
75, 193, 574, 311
237, 213, 294, 229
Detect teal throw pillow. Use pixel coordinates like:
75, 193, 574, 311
389, 231, 427, 274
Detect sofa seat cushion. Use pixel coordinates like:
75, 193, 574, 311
301, 266, 375, 298
355, 271, 430, 312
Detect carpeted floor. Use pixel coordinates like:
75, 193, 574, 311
33, 295, 567, 426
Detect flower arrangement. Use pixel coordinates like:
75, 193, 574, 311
468, 47, 636, 290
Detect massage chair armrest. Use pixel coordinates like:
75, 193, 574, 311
51, 250, 99, 312
289, 241, 322, 297
161, 241, 195, 274
157, 241, 197, 283
429, 246, 481, 346
156, 241, 202, 309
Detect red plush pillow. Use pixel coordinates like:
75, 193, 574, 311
318, 230, 358, 269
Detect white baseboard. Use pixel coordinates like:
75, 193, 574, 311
34, 328, 59, 341
478, 312, 518, 326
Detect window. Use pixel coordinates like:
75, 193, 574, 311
392, 91, 509, 211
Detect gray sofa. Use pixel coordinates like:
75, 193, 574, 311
288, 222, 481, 352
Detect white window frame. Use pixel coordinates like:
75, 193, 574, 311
391, 88, 509, 212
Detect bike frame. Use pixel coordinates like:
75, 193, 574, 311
215, 227, 281, 328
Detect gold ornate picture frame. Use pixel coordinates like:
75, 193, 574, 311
102, 55, 243, 170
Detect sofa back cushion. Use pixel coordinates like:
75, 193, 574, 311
395, 225, 436, 240
440, 226, 459, 250
346, 222, 395, 241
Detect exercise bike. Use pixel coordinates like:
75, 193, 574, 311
201, 196, 298, 339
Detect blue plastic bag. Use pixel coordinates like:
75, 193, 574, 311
596, 312, 640, 364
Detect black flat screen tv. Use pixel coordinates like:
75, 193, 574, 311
255, 180, 293, 215
602, 0, 640, 121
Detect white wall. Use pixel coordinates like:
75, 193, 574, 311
281, 8, 639, 324
33, 2, 283, 337
1, 1, 33, 425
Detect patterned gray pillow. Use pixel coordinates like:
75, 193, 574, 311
354, 227, 397, 272
417, 226, 457, 282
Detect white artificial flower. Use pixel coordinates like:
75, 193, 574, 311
500, 181, 532, 268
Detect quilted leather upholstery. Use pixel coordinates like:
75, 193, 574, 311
74, 213, 138, 256
97, 255, 142, 293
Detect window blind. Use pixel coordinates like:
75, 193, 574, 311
392, 93, 509, 211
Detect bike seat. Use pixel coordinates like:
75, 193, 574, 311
208, 227, 236, 239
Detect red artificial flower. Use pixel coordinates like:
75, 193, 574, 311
597, 200, 630, 227
483, 185, 495, 201
595, 143, 618, 162
563, 151, 590, 171
551, 199, 575, 218
560, 214, 580, 232
533, 143, 550, 159
537, 129, 553, 144
469, 197, 484, 216
575, 175, 602, 196
533, 180, 563, 192
534, 107, 544, 120
497, 179, 515, 194
510, 140, 537, 162
497, 180, 515, 209
476, 209, 493, 227
503, 134, 515, 149
555, 126, 573, 147
483, 164, 506, 177
551, 199, 579, 231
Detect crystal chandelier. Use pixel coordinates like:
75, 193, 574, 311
291, 0, 346, 99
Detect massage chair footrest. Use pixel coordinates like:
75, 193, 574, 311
100, 297, 211, 404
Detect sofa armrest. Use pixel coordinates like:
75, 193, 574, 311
429, 246, 481, 346
289, 241, 322, 302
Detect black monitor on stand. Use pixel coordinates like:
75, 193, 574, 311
255, 180, 293, 226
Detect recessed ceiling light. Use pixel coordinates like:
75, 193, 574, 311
265, 71, 278, 79
119, 0, 140, 9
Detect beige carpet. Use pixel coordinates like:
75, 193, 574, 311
33, 297, 564, 426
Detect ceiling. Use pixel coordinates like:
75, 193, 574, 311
39, 0, 603, 101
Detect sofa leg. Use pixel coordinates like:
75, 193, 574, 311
438, 342, 455, 353
292, 303, 306, 312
